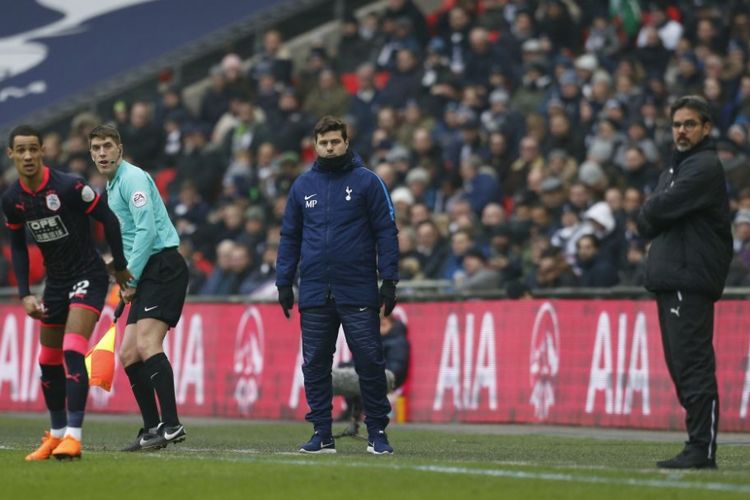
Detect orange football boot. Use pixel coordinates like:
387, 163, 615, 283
51, 435, 82, 460
25, 432, 62, 461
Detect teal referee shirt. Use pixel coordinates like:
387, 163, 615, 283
106, 160, 179, 285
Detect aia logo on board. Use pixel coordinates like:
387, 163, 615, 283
233, 307, 265, 415
529, 302, 560, 420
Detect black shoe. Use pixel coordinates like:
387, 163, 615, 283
366, 430, 394, 455
657, 447, 716, 469
120, 427, 165, 452
299, 431, 336, 454
158, 423, 186, 445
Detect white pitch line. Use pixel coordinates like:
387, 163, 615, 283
215, 456, 750, 495
412, 464, 750, 494
3, 444, 749, 494
138, 449, 750, 494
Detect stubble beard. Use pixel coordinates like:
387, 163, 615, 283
675, 139, 692, 152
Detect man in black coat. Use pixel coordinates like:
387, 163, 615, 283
638, 95, 732, 469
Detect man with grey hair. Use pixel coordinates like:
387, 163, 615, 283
637, 95, 732, 469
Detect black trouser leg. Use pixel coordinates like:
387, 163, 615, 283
339, 305, 391, 435
300, 302, 339, 435
656, 291, 719, 459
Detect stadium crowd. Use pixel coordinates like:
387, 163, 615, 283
3, 0, 750, 297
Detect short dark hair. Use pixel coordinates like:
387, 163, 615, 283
8, 125, 43, 148
670, 95, 712, 123
313, 116, 347, 142
88, 124, 122, 145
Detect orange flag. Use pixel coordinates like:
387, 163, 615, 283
85, 300, 125, 391
85, 325, 116, 390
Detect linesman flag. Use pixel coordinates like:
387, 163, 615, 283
85, 300, 125, 391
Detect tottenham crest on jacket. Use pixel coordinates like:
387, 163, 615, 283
276, 152, 399, 310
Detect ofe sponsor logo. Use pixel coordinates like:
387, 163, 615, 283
585, 312, 650, 415
433, 312, 497, 411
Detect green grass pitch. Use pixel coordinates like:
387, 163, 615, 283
1, 414, 749, 499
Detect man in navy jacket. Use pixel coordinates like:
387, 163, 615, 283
276, 116, 399, 455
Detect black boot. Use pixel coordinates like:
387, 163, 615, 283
657, 446, 717, 469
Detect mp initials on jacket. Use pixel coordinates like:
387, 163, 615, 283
276, 152, 399, 309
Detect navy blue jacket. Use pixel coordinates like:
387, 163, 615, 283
276, 152, 399, 310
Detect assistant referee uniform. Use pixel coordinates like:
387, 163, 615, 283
106, 160, 188, 326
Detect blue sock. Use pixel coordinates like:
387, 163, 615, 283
40, 364, 67, 430
63, 351, 88, 428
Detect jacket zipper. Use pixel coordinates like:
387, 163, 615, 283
325, 174, 332, 299
669, 166, 687, 267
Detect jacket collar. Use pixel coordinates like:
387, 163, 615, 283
106, 159, 129, 191
312, 150, 364, 173
672, 137, 715, 169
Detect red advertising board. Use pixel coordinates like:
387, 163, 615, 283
1, 300, 749, 431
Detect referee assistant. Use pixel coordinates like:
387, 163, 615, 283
89, 125, 189, 452
637, 95, 732, 469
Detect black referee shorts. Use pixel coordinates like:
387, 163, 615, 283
127, 247, 188, 327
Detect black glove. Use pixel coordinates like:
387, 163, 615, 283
379, 280, 397, 317
277, 285, 294, 318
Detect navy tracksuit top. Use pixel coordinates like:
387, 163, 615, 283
276, 152, 399, 310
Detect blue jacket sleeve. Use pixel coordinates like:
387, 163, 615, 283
276, 183, 303, 287
366, 172, 399, 281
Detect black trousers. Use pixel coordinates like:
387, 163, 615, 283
300, 300, 390, 436
656, 290, 719, 459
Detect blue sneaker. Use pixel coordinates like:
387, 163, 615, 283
367, 430, 394, 455
299, 431, 336, 454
